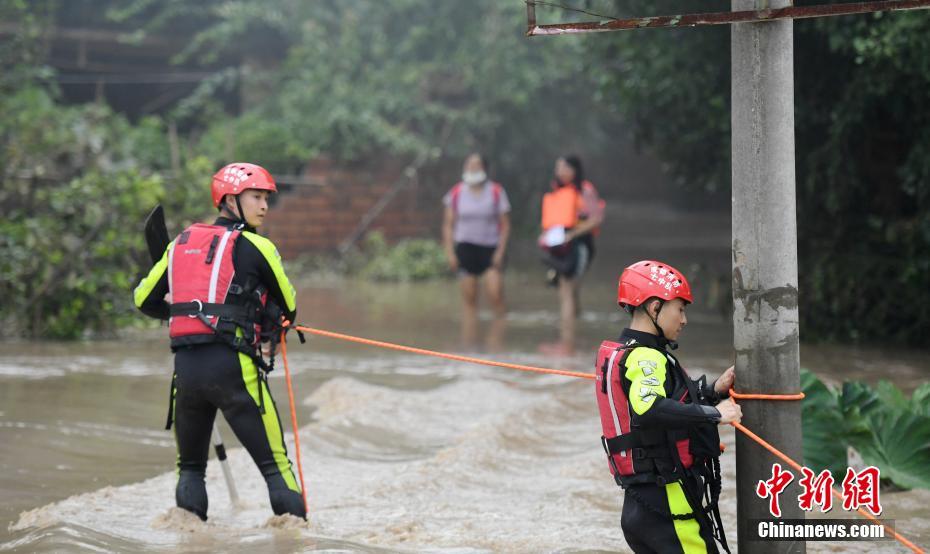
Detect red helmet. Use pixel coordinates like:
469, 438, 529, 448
617, 260, 693, 308
211, 162, 277, 208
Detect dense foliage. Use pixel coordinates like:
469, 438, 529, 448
1, 0, 927, 343
0, 83, 214, 337
0, 1, 211, 337
113, 0, 616, 216
353, 232, 448, 282
580, 0, 929, 344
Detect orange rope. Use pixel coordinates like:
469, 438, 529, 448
284, 324, 924, 553
730, 388, 805, 401
280, 329, 309, 514
293, 325, 596, 380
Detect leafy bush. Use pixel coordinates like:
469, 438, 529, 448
802, 369, 930, 490
1, 171, 162, 338
354, 232, 448, 282
0, 85, 212, 338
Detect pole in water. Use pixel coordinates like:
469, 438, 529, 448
731, 0, 806, 551
211, 424, 239, 505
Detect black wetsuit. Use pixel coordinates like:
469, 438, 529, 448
615, 328, 729, 554
134, 216, 304, 520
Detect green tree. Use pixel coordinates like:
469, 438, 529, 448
0, 0, 622, 337
113, 0, 620, 225
579, 0, 930, 344
0, 0, 213, 337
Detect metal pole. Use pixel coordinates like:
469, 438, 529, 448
211, 424, 239, 505
731, 1, 805, 552
526, 0, 930, 35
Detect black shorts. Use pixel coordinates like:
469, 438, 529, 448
455, 242, 497, 276
541, 239, 592, 278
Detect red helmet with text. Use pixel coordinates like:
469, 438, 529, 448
210, 162, 277, 208
617, 260, 693, 309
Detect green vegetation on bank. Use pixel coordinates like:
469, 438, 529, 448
802, 369, 930, 490
1, 0, 927, 344
353, 233, 448, 283
0, 83, 214, 337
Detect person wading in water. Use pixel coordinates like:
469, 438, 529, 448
134, 162, 305, 521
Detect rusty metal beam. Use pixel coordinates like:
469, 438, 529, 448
526, 0, 930, 35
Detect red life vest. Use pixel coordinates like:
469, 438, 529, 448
167, 223, 264, 345
597, 339, 732, 551
594, 339, 695, 486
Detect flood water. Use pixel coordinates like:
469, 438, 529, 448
2, 204, 928, 552
2, 275, 928, 553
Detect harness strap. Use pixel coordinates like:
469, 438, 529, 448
256, 364, 268, 415
204, 234, 220, 264
603, 430, 681, 455
169, 302, 250, 319
164, 370, 177, 430
603, 433, 638, 453
665, 429, 730, 554
623, 482, 716, 521
662, 353, 731, 552
193, 313, 270, 369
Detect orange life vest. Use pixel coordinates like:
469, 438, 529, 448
541, 185, 581, 230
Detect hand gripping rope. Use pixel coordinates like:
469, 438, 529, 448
278, 324, 924, 553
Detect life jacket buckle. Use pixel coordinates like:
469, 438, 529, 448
187, 299, 204, 318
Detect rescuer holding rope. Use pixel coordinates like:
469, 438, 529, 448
133, 162, 305, 521
595, 260, 740, 553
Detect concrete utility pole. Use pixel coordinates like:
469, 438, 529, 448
731, 1, 806, 552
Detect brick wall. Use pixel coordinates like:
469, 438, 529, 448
263, 159, 440, 258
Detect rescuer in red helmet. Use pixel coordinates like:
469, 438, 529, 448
594, 260, 740, 553
133, 162, 305, 521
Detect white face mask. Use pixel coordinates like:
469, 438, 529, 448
462, 171, 487, 186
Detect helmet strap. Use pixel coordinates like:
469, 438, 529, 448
234, 194, 245, 224
648, 299, 678, 350
221, 194, 247, 225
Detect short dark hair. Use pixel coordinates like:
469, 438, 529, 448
627, 297, 663, 316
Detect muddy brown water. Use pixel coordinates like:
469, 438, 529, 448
1, 274, 928, 553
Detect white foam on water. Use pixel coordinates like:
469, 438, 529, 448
0, 355, 166, 379
0, 362, 66, 379
7, 374, 928, 553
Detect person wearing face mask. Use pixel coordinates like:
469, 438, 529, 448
538, 155, 605, 355
442, 153, 512, 349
